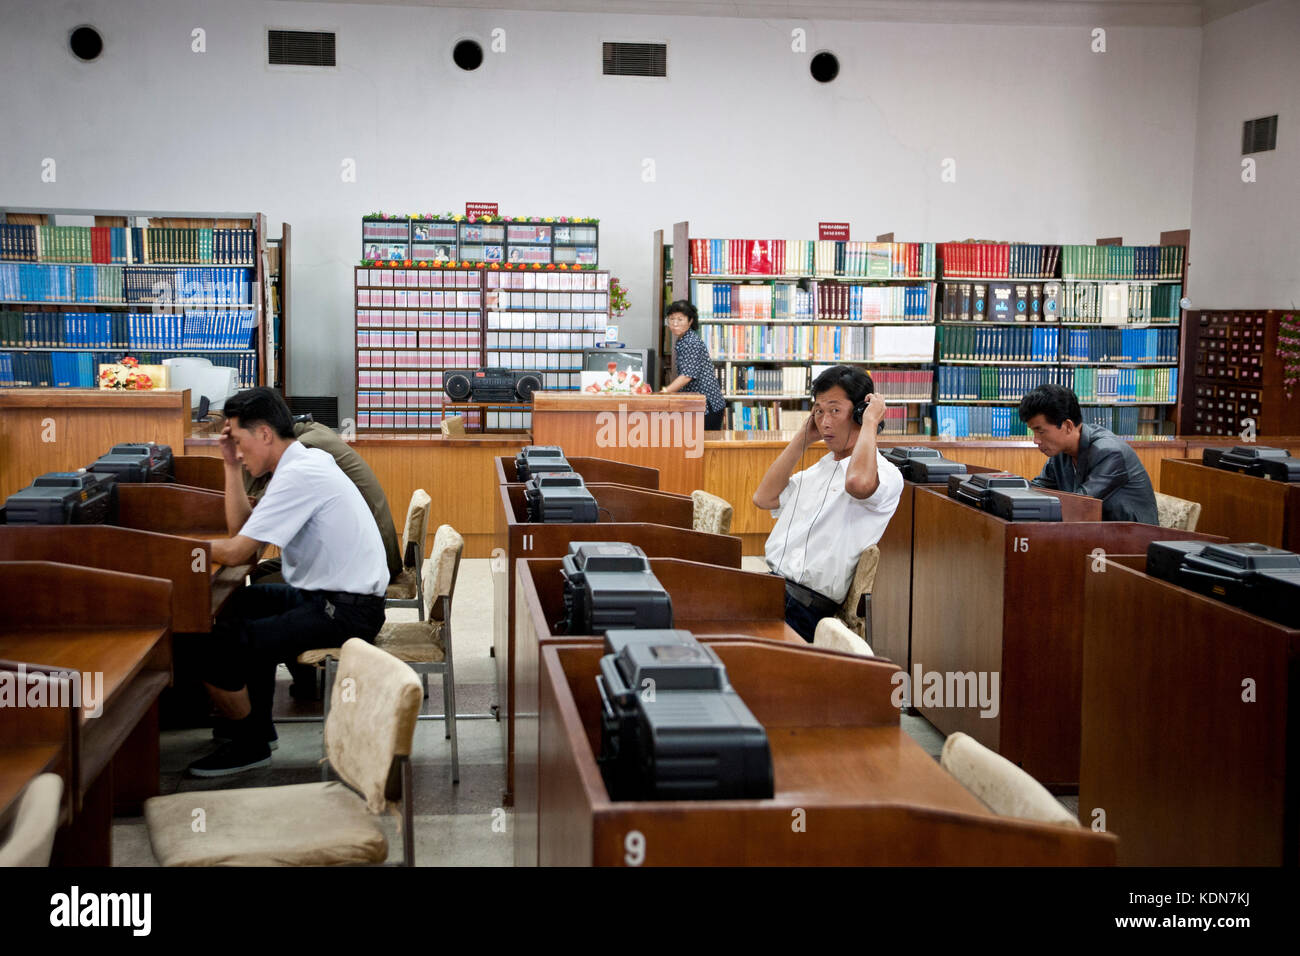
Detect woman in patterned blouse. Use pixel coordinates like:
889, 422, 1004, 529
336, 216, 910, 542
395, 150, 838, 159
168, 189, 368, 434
661, 299, 726, 430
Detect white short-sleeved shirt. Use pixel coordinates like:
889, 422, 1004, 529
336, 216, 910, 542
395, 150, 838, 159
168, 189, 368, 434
239, 441, 389, 596
764, 450, 904, 604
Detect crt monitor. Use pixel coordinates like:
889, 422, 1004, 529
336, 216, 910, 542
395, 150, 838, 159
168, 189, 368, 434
581, 348, 655, 394
163, 357, 241, 411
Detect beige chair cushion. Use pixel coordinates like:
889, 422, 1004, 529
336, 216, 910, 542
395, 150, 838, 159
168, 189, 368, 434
812, 617, 875, 657
377, 620, 446, 663
440, 415, 466, 437
423, 525, 464, 616
385, 566, 419, 601
940, 732, 1080, 827
145, 781, 386, 866
401, 490, 432, 562
0, 773, 63, 867
691, 490, 734, 535
1155, 491, 1202, 532
325, 638, 423, 813
838, 544, 880, 636
297, 647, 340, 666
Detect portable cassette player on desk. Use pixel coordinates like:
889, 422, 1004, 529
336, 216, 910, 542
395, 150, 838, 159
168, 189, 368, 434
514, 445, 571, 481
946, 472, 1062, 522
1202, 446, 1300, 483
524, 472, 599, 524
560, 542, 673, 636
444, 367, 543, 403
87, 442, 174, 484
595, 628, 775, 802
1146, 540, 1300, 628
2, 470, 117, 525
884, 446, 968, 483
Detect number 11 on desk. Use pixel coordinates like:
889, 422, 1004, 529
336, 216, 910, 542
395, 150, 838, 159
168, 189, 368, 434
1012, 537, 1030, 553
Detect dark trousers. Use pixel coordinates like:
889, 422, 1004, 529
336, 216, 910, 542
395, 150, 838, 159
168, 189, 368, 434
705, 409, 725, 431
783, 593, 823, 644
193, 583, 385, 731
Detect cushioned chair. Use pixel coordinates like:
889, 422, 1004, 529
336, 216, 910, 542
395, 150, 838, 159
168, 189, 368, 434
302, 524, 464, 785
0, 773, 63, 867
440, 415, 466, 437
1155, 491, 1202, 532
838, 544, 880, 643
939, 732, 1079, 827
690, 490, 734, 535
145, 638, 423, 866
812, 616, 875, 657
386, 489, 432, 621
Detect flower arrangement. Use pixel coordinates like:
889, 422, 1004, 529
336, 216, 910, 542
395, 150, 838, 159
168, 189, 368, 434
1278, 311, 1300, 400
98, 356, 156, 390
609, 277, 630, 318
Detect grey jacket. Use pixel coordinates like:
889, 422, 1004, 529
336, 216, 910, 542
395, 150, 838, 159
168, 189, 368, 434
1029, 424, 1158, 524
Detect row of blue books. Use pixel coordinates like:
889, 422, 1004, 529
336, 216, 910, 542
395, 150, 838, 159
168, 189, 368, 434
1062, 327, 1179, 363
123, 267, 253, 304
126, 311, 256, 350
934, 405, 1030, 438
0, 350, 259, 388
938, 365, 1076, 401
1081, 406, 1144, 436
940, 325, 1060, 362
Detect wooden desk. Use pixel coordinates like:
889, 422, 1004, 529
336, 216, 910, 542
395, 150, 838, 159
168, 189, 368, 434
0, 672, 76, 841
871, 465, 1000, 672
1080, 558, 1299, 865
0, 388, 193, 503
910, 487, 1220, 788
535, 639, 1116, 865
0, 525, 240, 633
492, 483, 741, 803
531, 392, 706, 495
1159, 458, 1300, 549
0, 561, 172, 866
495, 455, 659, 488
514, 557, 805, 865
173, 455, 227, 491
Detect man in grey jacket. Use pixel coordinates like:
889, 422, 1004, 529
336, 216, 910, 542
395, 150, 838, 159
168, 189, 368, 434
1018, 384, 1158, 525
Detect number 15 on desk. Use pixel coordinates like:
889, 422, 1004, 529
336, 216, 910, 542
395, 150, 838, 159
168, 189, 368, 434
1011, 536, 1030, 553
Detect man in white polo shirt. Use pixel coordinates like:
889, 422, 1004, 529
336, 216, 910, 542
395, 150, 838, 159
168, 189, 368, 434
188, 387, 389, 777
753, 365, 904, 642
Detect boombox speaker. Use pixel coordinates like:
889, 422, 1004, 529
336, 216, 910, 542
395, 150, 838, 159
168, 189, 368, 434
445, 368, 542, 403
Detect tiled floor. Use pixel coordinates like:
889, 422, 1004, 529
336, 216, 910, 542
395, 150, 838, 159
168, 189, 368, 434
113, 556, 1075, 866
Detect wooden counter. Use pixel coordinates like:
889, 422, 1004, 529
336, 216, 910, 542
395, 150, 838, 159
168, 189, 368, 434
0, 389, 192, 502
1159, 458, 1300, 549
531, 392, 706, 495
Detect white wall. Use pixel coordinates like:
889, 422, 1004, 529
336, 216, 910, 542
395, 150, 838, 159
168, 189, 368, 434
1188, 0, 1300, 309
0, 0, 1203, 415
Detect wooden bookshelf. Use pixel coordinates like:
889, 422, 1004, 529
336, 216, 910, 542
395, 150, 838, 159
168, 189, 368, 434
0, 207, 273, 391
264, 222, 291, 395
353, 263, 609, 433
653, 222, 937, 434
932, 235, 1189, 439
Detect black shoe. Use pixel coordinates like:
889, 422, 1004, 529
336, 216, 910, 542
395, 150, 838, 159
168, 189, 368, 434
211, 717, 279, 750
188, 739, 273, 778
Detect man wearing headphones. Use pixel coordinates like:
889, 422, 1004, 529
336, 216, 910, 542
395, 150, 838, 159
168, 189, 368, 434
753, 365, 904, 642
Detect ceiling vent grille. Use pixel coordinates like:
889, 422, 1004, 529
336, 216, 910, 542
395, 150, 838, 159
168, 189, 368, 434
1242, 115, 1277, 154
602, 42, 666, 77
268, 30, 336, 67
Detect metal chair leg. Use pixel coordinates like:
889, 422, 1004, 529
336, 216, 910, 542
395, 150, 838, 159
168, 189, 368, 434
443, 595, 459, 784
321, 657, 337, 781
